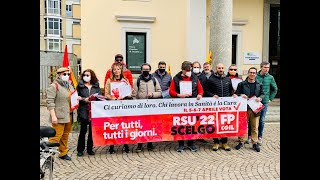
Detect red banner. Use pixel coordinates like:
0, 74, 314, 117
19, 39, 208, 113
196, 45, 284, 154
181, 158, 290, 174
91, 97, 248, 146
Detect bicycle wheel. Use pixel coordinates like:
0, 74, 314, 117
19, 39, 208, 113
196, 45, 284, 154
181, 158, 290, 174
41, 156, 54, 180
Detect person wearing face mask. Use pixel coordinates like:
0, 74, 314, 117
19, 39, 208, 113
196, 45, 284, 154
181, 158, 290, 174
169, 61, 204, 152
75, 69, 101, 157
132, 63, 162, 152
152, 61, 172, 98
192, 61, 209, 143
192, 61, 207, 88
46, 67, 77, 161
204, 63, 237, 152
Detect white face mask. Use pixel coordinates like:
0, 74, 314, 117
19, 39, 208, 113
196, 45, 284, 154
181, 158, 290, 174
83, 76, 91, 82
185, 71, 192, 77
61, 75, 69, 82
193, 68, 200, 74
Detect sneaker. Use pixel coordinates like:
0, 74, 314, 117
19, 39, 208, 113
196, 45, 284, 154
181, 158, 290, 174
87, 151, 95, 155
258, 137, 262, 145
222, 143, 231, 151
59, 154, 72, 161
136, 145, 143, 153
188, 145, 198, 152
123, 145, 130, 153
245, 136, 252, 144
77, 152, 84, 157
212, 143, 219, 151
235, 143, 243, 150
253, 143, 260, 152
147, 144, 156, 151
176, 145, 184, 152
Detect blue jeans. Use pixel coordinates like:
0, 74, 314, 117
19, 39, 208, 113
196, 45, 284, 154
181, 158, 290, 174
248, 103, 268, 138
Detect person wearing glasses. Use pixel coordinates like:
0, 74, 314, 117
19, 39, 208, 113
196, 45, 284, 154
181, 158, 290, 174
103, 54, 133, 95
235, 67, 265, 152
152, 61, 172, 98
227, 64, 243, 92
204, 63, 236, 152
169, 61, 204, 152
227, 64, 242, 80
46, 67, 77, 161
132, 63, 162, 152
76, 69, 102, 157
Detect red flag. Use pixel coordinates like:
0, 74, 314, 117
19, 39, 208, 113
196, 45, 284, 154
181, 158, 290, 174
62, 45, 78, 88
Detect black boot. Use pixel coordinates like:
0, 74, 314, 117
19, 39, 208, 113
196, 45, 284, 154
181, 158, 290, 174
123, 144, 130, 153
147, 142, 156, 151
108, 145, 115, 154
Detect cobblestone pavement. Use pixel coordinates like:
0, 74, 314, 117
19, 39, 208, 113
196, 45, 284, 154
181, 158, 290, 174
40, 106, 280, 180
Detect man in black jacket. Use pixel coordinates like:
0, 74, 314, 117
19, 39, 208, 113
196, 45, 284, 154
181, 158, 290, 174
204, 63, 235, 151
235, 67, 265, 152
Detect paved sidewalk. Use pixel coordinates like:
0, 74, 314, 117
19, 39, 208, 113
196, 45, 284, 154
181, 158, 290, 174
40, 105, 280, 180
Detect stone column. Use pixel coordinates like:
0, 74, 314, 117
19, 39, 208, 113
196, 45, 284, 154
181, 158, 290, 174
262, 0, 270, 62
209, 0, 233, 69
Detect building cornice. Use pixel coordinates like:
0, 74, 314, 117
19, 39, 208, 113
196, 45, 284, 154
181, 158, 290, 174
232, 19, 248, 26
115, 15, 156, 23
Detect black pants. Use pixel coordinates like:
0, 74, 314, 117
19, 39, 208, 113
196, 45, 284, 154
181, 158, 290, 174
213, 137, 228, 144
178, 140, 194, 147
77, 118, 93, 152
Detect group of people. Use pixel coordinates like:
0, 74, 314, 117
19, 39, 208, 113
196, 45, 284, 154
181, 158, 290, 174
45, 53, 278, 160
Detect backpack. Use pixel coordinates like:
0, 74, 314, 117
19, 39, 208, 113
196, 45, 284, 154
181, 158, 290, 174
137, 76, 156, 89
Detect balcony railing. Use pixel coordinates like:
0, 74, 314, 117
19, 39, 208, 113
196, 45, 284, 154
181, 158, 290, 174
45, 8, 61, 15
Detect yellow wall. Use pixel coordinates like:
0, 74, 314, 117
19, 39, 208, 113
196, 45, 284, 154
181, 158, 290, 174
73, 4, 81, 19
73, 24, 81, 39
40, 0, 45, 50
81, 0, 188, 85
233, 0, 264, 78
82, 0, 265, 84
73, 44, 81, 59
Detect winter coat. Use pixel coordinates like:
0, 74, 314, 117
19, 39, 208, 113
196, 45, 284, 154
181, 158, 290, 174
46, 78, 77, 123
152, 70, 172, 91
204, 73, 234, 97
256, 71, 278, 104
195, 72, 207, 87
172, 71, 199, 98
235, 79, 265, 116
132, 74, 162, 99
76, 80, 101, 120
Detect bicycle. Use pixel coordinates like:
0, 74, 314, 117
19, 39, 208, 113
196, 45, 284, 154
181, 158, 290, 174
40, 126, 60, 180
